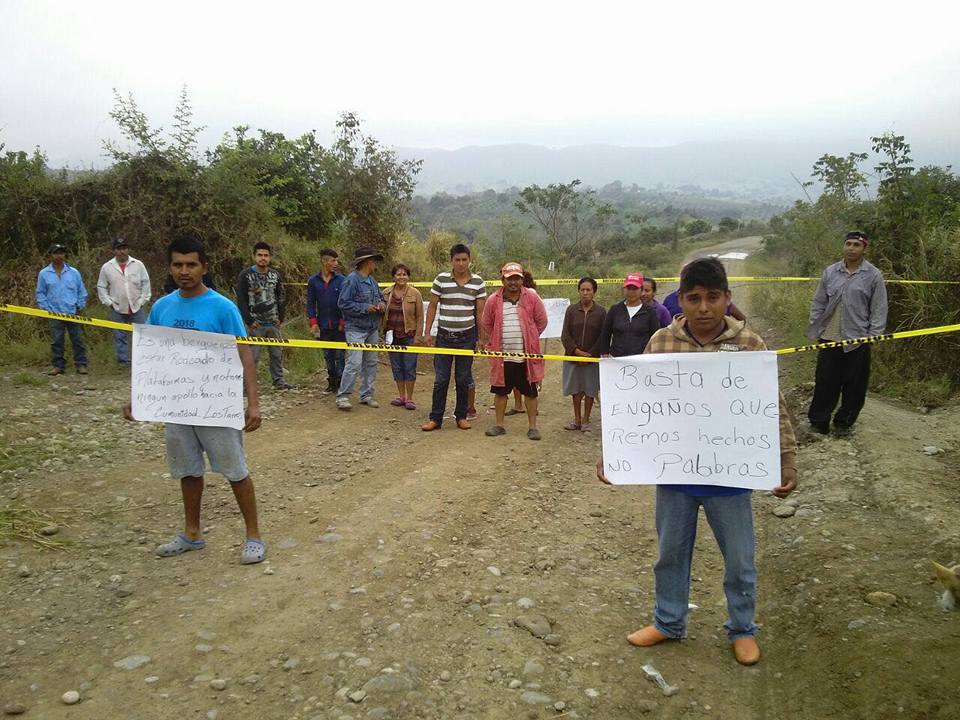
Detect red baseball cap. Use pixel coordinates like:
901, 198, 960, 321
623, 272, 645, 288
501, 262, 524, 278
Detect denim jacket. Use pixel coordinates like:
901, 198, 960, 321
337, 270, 384, 332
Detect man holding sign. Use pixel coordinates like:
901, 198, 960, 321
123, 235, 266, 565
599, 258, 797, 666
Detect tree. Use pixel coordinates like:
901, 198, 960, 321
871, 132, 914, 190
718, 216, 740, 233
684, 218, 712, 236
514, 179, 615, 264
810, 152, 868, 201
325, 112, 422, 259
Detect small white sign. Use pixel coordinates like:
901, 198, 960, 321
540, 297, 570, 339
423, 296, 569, 341
600, 352, 781, 490
132, 324, 245, 430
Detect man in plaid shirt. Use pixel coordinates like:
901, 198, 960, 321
600, 257, 798, 666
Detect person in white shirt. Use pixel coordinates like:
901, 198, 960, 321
97, 237, 152, 367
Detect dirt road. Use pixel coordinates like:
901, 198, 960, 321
1, 246, 958, 719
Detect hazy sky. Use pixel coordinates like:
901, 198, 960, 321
2, 0, 958, 167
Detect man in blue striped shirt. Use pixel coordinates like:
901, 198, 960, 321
421, 243, 487, 431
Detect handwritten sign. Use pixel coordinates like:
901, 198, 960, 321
423, 301, 439, 336
540, 298, 570, 339
131, 324, 245, 430
599, 352, 781, 490
423, 297, 568, 340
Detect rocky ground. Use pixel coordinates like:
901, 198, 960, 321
1, 248, 958, 719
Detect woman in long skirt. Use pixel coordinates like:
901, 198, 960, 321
559, 277, 606, 431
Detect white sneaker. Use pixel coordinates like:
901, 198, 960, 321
336, 397, 352, 410
360, 398, 380, 408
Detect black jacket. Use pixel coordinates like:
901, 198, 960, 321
596, 301, 660, 357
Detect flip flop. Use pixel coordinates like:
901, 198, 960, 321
390, 397, 406, 407
240, 538, 266, 565
504, 408, 521, 416
404, 400, 417, 410
564, 421, 580, 431
156, 533, 206, 558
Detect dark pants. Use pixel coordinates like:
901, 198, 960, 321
429, 328, 476, 425
808, 344, 871, 430
316, 327, 346, 387
49, 319, 87, 370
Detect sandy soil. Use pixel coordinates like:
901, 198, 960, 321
1, 242, 958, 719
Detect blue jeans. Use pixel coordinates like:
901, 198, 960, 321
338, 326, 379, 402
249, 324, 285, 385
429, 328, 475, 424
653, 486, 758, 641
49, 319, 87, 370
110, 307, 145, 365
316, 327, 345, 386
389, 335, 417, 381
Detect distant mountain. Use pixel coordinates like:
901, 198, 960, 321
397, 141, 823, 201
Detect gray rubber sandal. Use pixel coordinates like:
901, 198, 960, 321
156, 533, 206, 558
485, 425, 506, 436
240, 538, 266, 565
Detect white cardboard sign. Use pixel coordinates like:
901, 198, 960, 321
422, 297, 569, 340
599, 352, 781, 490
540, 298, 570, 339
132, 324, 245, 430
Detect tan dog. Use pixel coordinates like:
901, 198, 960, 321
932, 562, 960, 611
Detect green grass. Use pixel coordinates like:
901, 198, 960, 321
12, 372, 49, 387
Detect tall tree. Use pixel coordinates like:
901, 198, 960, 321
810, 152, 868, 201
515, 179, 615, 264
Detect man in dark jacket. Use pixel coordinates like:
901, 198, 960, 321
307, 248, 346, 392
236, 241, 293, 390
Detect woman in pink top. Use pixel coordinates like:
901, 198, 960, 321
480, 263, 548, 440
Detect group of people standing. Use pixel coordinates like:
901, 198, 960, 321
34, 230, 887, 446
304, 241, 695, 440
34, 228, 887, 670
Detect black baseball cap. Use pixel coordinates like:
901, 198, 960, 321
112, 237, 130, 249
47, 243, 67, 254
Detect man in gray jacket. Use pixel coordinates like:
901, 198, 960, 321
806, 231, 888, 436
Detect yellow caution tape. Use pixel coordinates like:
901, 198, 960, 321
0, 304, 582, 362
286, 276, 960, 288
3, 304, 958, 360
776, 323, 960, 355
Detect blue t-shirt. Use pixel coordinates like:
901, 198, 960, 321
147, 289, 247, 337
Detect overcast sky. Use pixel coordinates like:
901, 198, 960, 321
2, 0, 958, 168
